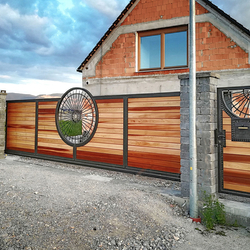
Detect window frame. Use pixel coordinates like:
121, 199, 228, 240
138, 25, 188, 71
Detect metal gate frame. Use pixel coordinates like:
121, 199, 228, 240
217, 87, 250, 198
5, 92, 181, 181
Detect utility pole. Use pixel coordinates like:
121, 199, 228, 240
189, 0, 198, 219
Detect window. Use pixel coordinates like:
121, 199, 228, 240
138, 26, 188, 71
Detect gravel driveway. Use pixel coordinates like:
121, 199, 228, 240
0, 155, 249, 250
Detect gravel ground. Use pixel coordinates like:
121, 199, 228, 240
0, 155, 250, 250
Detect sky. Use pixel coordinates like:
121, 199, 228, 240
0, 0, 250, 96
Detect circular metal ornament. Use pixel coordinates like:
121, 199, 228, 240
55, 88, 98, 147
222, 88, 250, 118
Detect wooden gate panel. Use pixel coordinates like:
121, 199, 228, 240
222, 111, 250, 193
6, 94, 181, 180
37, 101, 73, 158
76, 98, 123, 165
128, 96, 181, 173
6, 102, 36, 153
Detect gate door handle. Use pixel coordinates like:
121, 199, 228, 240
215, 129, 226, 147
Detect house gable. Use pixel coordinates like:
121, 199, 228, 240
78, 0, 250, 90
121, 0, 209, 26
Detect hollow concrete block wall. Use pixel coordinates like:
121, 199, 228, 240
179, 72, 219, 199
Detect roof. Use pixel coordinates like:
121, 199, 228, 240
77, 0, 250, 73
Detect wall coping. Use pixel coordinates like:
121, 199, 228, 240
178, 72, 220, 80
0, 90, 7, 96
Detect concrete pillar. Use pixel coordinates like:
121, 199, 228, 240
179, 72, 219, 199
0, 90, 7, 159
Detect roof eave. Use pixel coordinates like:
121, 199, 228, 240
77, 0, 137, 73
201, 0, 250, 37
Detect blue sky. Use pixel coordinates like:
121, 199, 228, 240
0, 0, 249, 95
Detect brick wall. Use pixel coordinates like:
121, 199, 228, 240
121, 0, 209, 25
0, 90, 7, 159
89, 22, 249, 80
95, 33, 136, 78
196, 23, 249, 71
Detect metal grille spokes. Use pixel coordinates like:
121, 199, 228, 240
222, 89, 250, 118
55, 88, 98, 147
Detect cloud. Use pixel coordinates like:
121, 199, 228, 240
0, 63, 82, 95
0, 75, 11, 79
0, 79, 80, 96
0, 4, 50, 47
82, 0, 128, 19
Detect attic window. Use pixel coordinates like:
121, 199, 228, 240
138, 25, 188, 71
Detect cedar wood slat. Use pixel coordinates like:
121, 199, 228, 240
6, 102, 36, 152
128, 96, 180, 102
224, 147, 250, 156
128, 151, 180, 163
128, 145, 180, 155
128, 140, 180, 150
98, 118, 123, 124
77, 146, 123, 155
128, 124, 180, 130
224, 161, 250, 171
94, 133, 123, 139
128, 156, 180, 169
128, 101, 180, 108
127, 96, 181, 173
37, 101, 73, 158
128, 129, 180, 137
129, 117, 180, 123
128, 161, 180, 173
97, 123, 123, 129
222, 111, 250, 193
7, 129, 36, 136
7, 147, 35, 153
224, 183, 250, 193
7, 135, 35, 143
128, 106, 180, 112
128, 135, 180, 143
7, 141, 35, 147
7, 113, 36, 117
76, 98, 123, 165
7, 117, 36, 122
7, 96, 182, 174
224, 175, 250, 186
79, 141, 123, 150
37, 148, 73, 159
129, 113, 180, 119
76, 151, 123, 165
224, 169, 250, 179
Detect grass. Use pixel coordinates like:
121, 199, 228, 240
59, 120, 82, 136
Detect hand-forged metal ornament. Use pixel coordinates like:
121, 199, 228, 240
55, 88, 98, 147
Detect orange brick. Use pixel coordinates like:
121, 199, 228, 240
121, 0, 209, 26
93, 18, 250, 79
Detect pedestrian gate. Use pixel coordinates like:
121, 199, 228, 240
217, 87, 250, 197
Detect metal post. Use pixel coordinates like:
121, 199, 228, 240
189, 0, 198, 219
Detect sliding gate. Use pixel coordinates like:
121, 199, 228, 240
218, 87, 250, 197
6, 92, 181, 181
